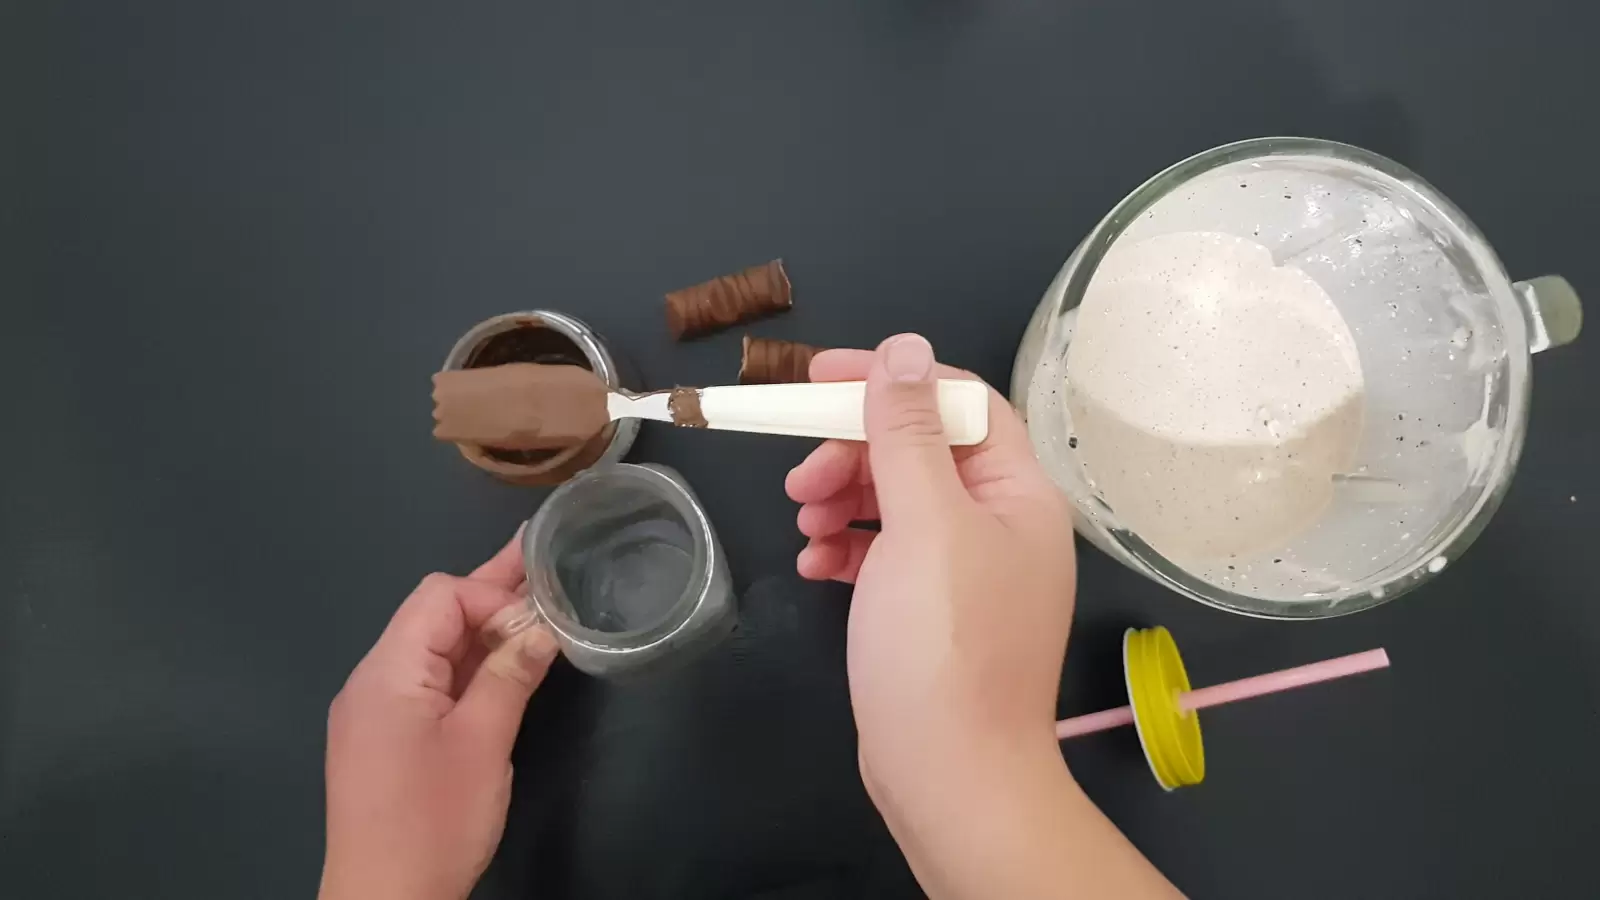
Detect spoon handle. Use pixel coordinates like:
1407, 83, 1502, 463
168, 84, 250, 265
694, 380, 990, 445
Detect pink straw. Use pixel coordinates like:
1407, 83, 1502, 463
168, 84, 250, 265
1054, 648, 1390, 740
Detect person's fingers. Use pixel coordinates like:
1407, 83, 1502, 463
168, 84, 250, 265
973, 384, 1039, 466
375, 529, 526, 670
810, 348, 979, 386
947, 381, 1062, 515
809, 343, 1049, 513
453, 642, 489, 699
797, 529, 876, 583
447, 624, 560, 758
787, 439, 871, 504
451, 579, 528, 632
862, 334, 968, 527
859, 491, 881, 521
786, 439, 866, 503
797, 484, 880, 538
478, 601, 540, 648
383, 574, 524, 663
810, 346, 998, 482
808, 348, 873, 383
469, 526, 527, 590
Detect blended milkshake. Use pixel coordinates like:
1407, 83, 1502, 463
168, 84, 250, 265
1065, 231, 1364, 564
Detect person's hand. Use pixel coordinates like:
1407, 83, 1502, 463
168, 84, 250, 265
320, 531, 560, 900
786, 335, 1075, 771
787, 334, 1095, 895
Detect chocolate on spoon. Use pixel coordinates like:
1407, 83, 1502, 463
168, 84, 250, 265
432, 363, 612, 450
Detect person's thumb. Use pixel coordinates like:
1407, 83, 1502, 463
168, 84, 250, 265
448, 624, 559, 758
864, 333, 967, 526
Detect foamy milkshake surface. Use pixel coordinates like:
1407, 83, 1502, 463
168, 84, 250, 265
1065, 231, 1365, 562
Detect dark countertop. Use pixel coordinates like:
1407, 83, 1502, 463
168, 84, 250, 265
4, 2, 1597, 898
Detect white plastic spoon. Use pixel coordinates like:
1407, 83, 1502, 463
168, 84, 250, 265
607, 380, 990, 445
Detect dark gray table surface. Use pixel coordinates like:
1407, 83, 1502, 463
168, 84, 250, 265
4, 2, 1598, 898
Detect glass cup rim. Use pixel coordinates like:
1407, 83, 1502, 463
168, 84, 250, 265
1050, 136, 1532, 619
523, 463, 717, 649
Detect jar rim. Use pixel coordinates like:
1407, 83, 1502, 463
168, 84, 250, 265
522, 463, 718, 651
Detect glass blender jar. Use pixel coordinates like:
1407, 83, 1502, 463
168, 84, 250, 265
1012, 138, 1582, 618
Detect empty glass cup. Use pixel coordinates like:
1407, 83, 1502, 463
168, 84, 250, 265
513, 463, 735, 677
1012, 137, 1582, 618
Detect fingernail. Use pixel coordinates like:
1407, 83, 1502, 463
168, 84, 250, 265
484, 628, 559, 686
884, 334, 933, 383
521, 627, 560, 665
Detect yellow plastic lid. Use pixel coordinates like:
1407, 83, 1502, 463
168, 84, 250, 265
1124, 626, 1206, 791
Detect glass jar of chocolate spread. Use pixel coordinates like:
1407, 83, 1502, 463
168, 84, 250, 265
440, 310, 639, 485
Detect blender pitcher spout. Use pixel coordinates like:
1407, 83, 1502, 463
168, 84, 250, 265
1514, 275, 1583, 352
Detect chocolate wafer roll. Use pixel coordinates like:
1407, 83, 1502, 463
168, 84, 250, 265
665, 260, 791, 340
738, 335, 822, 384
